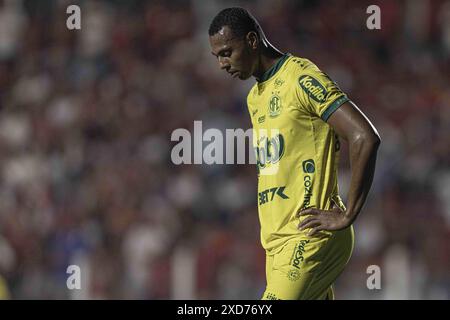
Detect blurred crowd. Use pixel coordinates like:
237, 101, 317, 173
0, 0, 448, 299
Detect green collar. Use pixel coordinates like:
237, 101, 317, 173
257, 53, 290, 83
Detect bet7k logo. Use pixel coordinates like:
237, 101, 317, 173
259, 186, 289, 205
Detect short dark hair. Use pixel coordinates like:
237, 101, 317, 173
208, 7, 259, 38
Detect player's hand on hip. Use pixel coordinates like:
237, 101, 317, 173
296, 205, 352, 237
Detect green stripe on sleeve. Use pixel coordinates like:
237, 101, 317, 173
321, 96, 349, 121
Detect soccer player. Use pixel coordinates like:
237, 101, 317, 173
208, 7, 381, 300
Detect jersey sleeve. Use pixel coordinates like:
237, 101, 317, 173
295, 65, 349, 122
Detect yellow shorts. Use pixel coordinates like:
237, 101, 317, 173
262, 225, 354, 300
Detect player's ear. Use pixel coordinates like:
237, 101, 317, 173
246, 32, 258, 50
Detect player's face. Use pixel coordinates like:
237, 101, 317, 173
209, 26, 257, 80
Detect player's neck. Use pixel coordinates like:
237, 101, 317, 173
254, 44, 285, 82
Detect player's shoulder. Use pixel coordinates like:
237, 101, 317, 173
285, 55, 323, 77
286, 55, 339, 93
247, 55, 324, 103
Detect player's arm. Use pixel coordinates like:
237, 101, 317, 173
298, 101, 380, 235
327, 101, 380, 222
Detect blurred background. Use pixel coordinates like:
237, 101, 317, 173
0, 0, 448, 299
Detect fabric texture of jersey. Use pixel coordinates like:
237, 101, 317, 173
247, 54, 350, 253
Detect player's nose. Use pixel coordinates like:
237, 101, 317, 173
218, 58, 230, 71
220, 64, 230, 72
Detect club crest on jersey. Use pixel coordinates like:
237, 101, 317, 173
268, 94, 282, 118
298, 75, 327, 103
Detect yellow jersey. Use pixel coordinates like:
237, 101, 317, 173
0, 275, 10, 299
247, 54, 350, 253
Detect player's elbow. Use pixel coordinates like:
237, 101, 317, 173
351, 129, 381, 152
363, 132, 381, 153
367, 128, 381, 150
